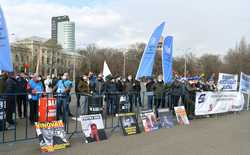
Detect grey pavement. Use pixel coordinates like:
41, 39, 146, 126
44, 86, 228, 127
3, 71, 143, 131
0, 111, 249, 155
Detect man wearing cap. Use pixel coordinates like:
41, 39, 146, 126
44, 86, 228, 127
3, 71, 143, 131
54, 73, 72, 125
28, 73, 44, 125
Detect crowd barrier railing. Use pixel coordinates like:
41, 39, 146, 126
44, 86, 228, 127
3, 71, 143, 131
0, 90, 249, 144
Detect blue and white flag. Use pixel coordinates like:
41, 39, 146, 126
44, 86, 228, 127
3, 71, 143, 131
239, 72, 250, 93
0, 6, 13, 72
162, 36, 173, 83
135, 22, 165, 80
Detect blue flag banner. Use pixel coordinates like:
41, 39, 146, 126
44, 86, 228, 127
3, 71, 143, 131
0, 6, 13, 72
162, 36, 173, 83
135, 22, 165, 80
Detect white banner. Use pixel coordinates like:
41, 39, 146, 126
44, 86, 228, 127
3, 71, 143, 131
217, 73, 238, 91
195, 91, 244, 115
239, 72, 250, 94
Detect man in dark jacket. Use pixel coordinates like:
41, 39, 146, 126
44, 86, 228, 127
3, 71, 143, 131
5, 72, 18, 128
133, 79, 142, 108
125, 75, 135, 112
0, 72, 8, 94
146, 77, 155, 109
104, 77, 118, 115
95, 74, 104, 95
16, 73, 28, 118
153, 75, 166, 113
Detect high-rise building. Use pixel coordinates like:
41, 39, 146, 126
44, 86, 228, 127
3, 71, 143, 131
57, 21, 75, 53
51, 15, 70, 42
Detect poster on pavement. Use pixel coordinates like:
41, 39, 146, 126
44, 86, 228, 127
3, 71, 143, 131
174, 106, 190, 125
35, 121, 70, 152
118, 113, 140, 136
140, 110, 159, 132
79, 114, 107, 143
158, 108, 174, 128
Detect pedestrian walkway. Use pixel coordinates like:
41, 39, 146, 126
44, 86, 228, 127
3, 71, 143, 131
0, 111, 249, 155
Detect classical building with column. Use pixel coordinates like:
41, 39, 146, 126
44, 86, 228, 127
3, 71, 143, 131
11, 36, 82, 78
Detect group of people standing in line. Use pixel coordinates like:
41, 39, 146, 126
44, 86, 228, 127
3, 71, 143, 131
0, 71, 216, 130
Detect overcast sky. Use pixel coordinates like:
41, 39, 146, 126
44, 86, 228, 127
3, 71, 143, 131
0, 0, 249, 56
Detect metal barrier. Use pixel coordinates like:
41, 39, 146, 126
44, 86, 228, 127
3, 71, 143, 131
0, 91, 248, 144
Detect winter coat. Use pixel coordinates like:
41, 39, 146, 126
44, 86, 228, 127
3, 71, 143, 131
77, 80, 89, 93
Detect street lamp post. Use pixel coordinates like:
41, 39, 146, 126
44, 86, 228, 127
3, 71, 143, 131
184, 48, 191, 78
123, 49, 127, 79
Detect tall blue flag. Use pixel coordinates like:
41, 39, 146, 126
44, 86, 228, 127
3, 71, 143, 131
162, 36, 173, 83
135, 22, 165, 80
0, 6, 13, 72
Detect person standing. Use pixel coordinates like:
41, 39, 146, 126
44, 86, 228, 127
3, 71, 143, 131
77, 75, 90, 114
95, 74, 104, 95
133, 79, 142, 108
44, 75, 53, 96
28, 74, 44, 125
0, 72, 8, 94
5, 72, 18, 129
16, 73, 28, 119
54, 73, 72, 125
154, 75, 166, 116
104, 77, 117, 115
125, 75, 134, 112
146, 77, 155, 109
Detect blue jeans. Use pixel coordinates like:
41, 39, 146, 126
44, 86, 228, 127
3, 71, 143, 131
56, 96, 69, 125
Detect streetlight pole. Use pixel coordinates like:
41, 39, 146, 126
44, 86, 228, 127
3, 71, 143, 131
184, 48, 191, 78
184, 56, 187, 78
123, 48, 126, 79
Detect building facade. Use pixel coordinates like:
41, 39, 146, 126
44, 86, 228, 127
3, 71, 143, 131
11, 37, 82, 78
57, 21, 75, 53
51, 16, 70, 42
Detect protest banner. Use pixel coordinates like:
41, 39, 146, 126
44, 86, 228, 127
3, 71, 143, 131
79, 114, 107, 143
174, 106, 190, 125
158, 108, 174, 128
35, 121, 70, 152
217, 73, 238, 91
0, 98, 6, 131
38, 97, 56, 122
195, 91, 245, 115
239, 72, 250, 93
118, 113, 140, 136
140, 110, 159, 132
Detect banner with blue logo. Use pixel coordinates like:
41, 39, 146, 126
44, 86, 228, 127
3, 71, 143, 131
135, 22, 165, 80
162, 36, 173, 83
239, 72, 250, 93
195, 91, 244, 115
217, 73, 238, 91
0, 6, 13, 72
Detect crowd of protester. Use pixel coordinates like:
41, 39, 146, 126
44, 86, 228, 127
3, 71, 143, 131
0, 71, 217, 130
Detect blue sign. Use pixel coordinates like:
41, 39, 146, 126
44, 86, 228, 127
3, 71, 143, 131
0, 6, 13, 72
239, 72, 250, 93
162, 36, 173, 83
135, 22, 165, 80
